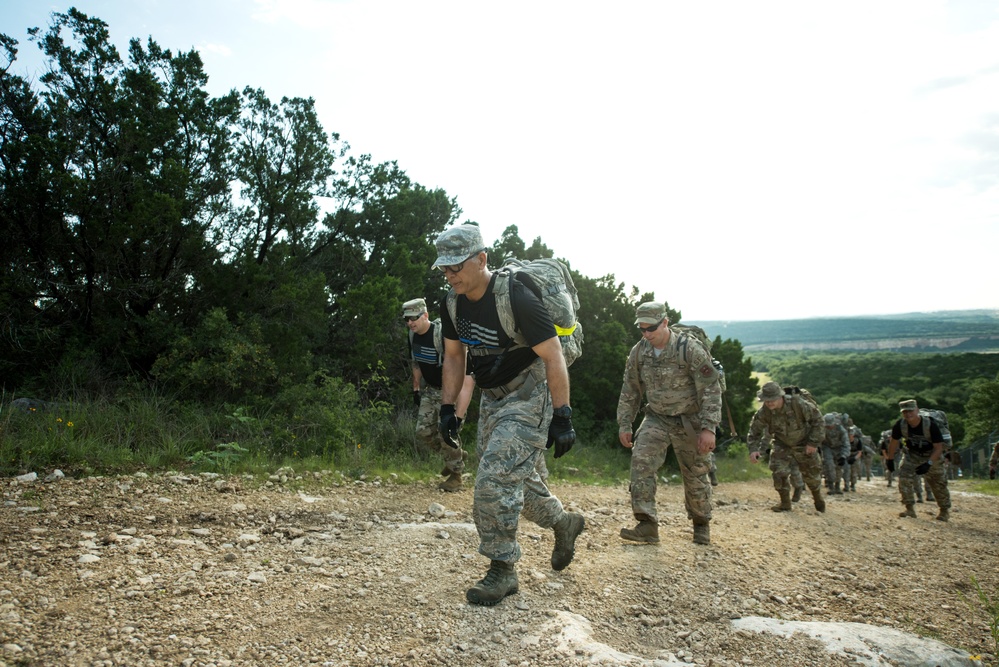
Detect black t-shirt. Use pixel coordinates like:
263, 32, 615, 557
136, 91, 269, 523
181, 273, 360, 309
408, 323, 443, 389
440, 274, 556, 389
891, 417, 943, 455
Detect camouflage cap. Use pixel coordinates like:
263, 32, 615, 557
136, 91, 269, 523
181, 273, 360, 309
634, 301, 666, 326
824, 414, 837, 425
757, 381, 783, 402
899, 399, 919, 412
432, 224, 485, 268
402, 298, 426, 317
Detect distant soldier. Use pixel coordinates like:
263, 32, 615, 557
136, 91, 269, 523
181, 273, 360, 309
404, 298, 476, 492
990, 441, 999, 480
747, 382, 826, 513
859, 434, 875, 482
886, 399, 952, 521
820, 414, 850, 495
879, 429, 901, 487
846, 426, 873, 492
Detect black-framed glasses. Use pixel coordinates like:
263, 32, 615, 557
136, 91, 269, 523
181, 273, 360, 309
435, 248, 484, 274
403, 315, 421, 322
639, 319, 665, 334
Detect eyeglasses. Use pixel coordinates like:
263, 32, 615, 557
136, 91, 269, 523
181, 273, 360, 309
639, 319, 665, 334
435, 249, 484, 274
403, 315, 421, 322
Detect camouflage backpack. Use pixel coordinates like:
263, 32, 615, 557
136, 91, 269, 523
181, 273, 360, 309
784, 386, 820, 422
670, 324, 726, 391
446, 257, 583, 366
901, 408, 952, 448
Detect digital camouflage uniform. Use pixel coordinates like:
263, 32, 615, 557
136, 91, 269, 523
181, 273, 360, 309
748, 393, 825, 499
893, 415, 951, 513
474, 359, 565, 562
617, 331, 721, 525
820, 418, 850, 493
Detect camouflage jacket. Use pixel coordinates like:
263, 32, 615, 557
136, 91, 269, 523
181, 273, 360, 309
616, 332, 721, 433
747, 394, 823, 453
821, 423, 851, 459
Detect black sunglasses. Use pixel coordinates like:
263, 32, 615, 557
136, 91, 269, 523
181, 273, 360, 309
403, 315, 421, 322
436, 248, 485, 274
639, 319, 665, 334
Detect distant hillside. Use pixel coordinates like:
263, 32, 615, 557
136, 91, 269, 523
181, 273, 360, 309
688, 309, 999, 352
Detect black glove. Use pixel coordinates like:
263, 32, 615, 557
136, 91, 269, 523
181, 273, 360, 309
847, 454, 856, 465
837, 456, 846, 467
886, 459, 895, 473
547, 410, 576, 459
413, 390, 421, 408
438, 404, 460, 449
915, 461, 931, 475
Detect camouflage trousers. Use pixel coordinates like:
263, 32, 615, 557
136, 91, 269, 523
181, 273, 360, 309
898, 451, 951, 509
820, 444, 847, 488
415, 386, 465, 474
629, 411, 712, 524
473, 364, 565, 563
769, 443, 822, 493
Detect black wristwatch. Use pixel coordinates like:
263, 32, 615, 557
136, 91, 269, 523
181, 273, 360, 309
553, 406, 572, 419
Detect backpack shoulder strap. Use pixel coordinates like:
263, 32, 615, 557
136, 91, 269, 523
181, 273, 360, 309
431, 319, 444, 358
492, 269, 527, 346
445, 290, 458, 335
789, 394, 805, 423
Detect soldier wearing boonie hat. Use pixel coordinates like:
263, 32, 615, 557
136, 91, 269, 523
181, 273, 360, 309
617, 300, 722, 545
403, 297, 474, 493
886, 398, 952, 521
433, 224, 585, 607
747, 382, 826, 513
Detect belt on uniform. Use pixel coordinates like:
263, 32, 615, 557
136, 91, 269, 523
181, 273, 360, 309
481, 364, 544, 401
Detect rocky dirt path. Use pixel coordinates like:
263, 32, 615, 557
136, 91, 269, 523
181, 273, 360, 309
2, 470, 997, 666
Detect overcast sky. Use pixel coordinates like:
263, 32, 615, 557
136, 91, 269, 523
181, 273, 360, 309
4, 0, 998, 321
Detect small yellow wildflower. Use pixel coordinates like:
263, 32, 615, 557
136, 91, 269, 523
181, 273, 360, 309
56, 417, 63, 423
67, 422, 74, 428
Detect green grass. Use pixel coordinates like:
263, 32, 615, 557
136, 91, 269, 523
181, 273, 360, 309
966, 479, 999, 497
1, 389, 767, 487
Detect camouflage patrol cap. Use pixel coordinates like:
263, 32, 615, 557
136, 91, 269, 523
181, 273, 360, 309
824, 414, 836, 425
757, 382, 783, 402
899, 399, 918, 412
634, 302, 666, 326
402, 298, 426, 317
432, 224, 486, 268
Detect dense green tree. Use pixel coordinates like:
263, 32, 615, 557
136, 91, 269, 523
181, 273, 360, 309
709, 337, 757, 440
965, 376, 999, 443
0, 9, 238, 391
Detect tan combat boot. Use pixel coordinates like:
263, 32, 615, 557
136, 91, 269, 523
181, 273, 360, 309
466, 560, 518, 606
899, 503, 917, 518
812, 487, 826, 513
771, 489, 793, 512
620, 520, 659, 544
438, 472, 463, 492
551, 512, 585, 571
936, 507, 950, 522
692, 520, 710, 545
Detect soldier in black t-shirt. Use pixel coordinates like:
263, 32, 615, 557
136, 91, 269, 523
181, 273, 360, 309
886, 399, 952, 521
433, 224, 584, 607
403, 298, 475, 492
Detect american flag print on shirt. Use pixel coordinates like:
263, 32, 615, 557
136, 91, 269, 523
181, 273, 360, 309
458, 318, 501, 349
